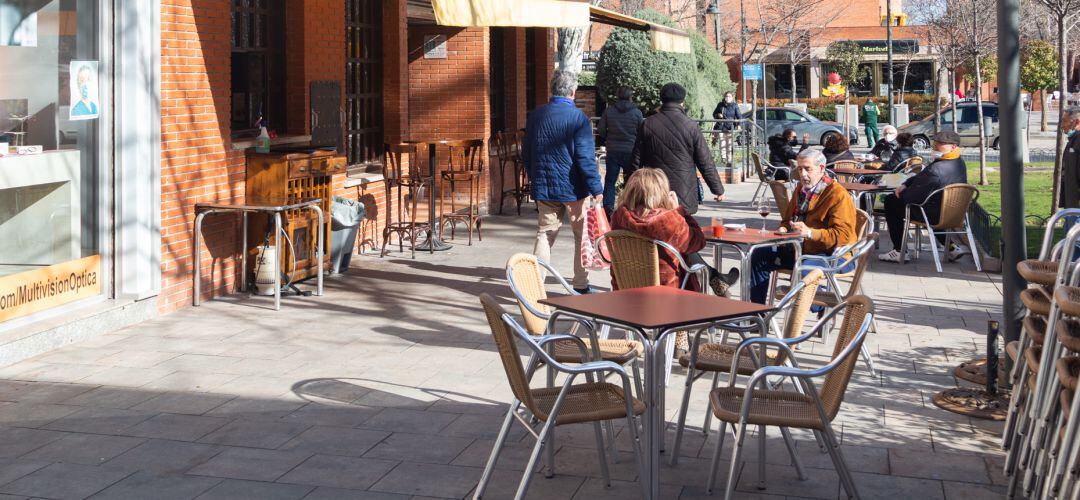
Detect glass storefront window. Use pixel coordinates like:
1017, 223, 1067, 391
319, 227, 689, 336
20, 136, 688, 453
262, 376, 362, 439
891, 61, 935, 95
768, 64, 809, 100
0, 0, 105, 322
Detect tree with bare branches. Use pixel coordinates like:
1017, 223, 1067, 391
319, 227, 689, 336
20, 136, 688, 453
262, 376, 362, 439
909, 0, 965, 135
774, 0, 838, 103
1031, 0, 1080, 211
556, 0, 605, 75
952, 0, 996, 186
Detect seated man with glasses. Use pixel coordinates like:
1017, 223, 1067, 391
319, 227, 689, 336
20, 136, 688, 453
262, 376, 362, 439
747, 148, 858, 304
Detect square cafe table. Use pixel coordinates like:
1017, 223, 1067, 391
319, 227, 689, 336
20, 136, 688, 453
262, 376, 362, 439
841, 181, 894, 209
831, 166, 887, 177
540, 286, 775, 499
705, 228, 804, 300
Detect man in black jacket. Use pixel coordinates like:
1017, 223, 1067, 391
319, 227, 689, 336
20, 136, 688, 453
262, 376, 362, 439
598, 86, 644, 216
766, 128, 808, 181
1060, 106, 1080, 227
629, 83, 724, 214
879, 130, 968, 263
712, 92, 740, 166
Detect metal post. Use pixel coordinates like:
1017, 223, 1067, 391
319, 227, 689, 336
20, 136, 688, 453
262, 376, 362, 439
886, 0, 894, 124
997, 0, 1026, 376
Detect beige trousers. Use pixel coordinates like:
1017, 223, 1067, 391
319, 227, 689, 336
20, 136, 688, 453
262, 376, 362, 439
534, 199, 590, 289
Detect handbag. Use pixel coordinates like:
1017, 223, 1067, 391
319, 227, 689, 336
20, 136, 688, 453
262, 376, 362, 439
580, 202, 612, 271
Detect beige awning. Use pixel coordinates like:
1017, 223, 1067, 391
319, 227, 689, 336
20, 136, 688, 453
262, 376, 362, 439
429, 0, 692, 53
589, 5, 692, 54
431, 0, 591, 28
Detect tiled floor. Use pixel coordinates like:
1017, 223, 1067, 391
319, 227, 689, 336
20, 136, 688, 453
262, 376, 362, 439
0, 181, 1006, 499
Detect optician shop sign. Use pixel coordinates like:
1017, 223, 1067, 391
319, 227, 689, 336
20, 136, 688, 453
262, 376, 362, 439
0, 255, 101, 323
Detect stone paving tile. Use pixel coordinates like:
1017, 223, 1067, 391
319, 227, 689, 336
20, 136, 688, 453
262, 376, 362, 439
59, 386, 160, 410
13, 382, 96, 404
358, 408, 459, 434
22, 432, 144, 465
0, 463, 132, 499
888, 448, 992, 483
363, 432, 472, 465
141, 371, 240, 393
78, 366, 178, 388
279, 426, 390, 457
301, 487, 410, 500
941, 480, 1008, 500
368, 462, 482, 498
203, 398, 305, 421
0, 427, 66, 458
93, 350, 181, 369
186, 447, 312, 482
42, 407, 155, 435
0, 402, 81, 428
198, 419, 311, 449
280, 403, 381, 428
471, 468, 586, 499
276, 454, 398, 490
130, 392, 235, 415
192, 478, 314, 500
0, 458, 50, 487
572, 477, 682, 500
87, 470, 221, 500
120, 413, 231, 442
104, 439, 222, 474
849, 471, 946, 499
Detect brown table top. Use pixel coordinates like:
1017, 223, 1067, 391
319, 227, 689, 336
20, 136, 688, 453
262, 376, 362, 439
704, 227, 804, 245
840, 182, 894, 193
832, 167, 887, 176
540, 286, 775, 330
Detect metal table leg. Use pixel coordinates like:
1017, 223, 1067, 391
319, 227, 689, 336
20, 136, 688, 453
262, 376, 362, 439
193, 212, 207, 306
273, 212, 282, 311
311, 205, 324, 296
240, 211, 248, 293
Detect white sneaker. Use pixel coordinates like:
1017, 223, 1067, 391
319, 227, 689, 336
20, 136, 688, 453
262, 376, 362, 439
948, 244, 971, 262
878, 249, 902, 263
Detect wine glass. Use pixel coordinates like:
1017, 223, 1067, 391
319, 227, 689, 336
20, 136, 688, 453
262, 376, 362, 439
756, 198, 771, 231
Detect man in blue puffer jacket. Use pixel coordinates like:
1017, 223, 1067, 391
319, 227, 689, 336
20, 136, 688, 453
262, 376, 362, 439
523, 70, 603, 294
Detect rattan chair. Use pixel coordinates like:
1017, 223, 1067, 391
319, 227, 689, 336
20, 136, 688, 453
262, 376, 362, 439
705, 296, 875, 500
505, 253, 644, 395
826, 159, 862, 182
668, 269, 825, 466
751, 151, 791, 205
768, 180, 790, 216
381, 143, 432, 258
474, 294, 646, 500
494, 131, 529, 215
893, 155, 924, 174
439, 139, 484, 245
898, 183, 982, 273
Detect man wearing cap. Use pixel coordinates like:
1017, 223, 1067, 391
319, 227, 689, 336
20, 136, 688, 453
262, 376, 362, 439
628, 82, 725, 214
879, 130, 969, 263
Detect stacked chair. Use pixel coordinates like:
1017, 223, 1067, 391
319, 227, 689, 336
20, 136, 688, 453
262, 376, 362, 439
1001, 209, 1080, 499
750, 151, 791, 205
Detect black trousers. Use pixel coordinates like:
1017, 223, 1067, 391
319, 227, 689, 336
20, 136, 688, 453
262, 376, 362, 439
883, 194, 945, 249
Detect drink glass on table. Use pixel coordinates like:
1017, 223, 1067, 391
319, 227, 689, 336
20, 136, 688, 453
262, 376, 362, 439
756, 199, 771, 231
711, 217, 724, 237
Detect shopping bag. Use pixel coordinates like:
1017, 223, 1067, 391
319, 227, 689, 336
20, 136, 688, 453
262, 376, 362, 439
580, 203, 612, 271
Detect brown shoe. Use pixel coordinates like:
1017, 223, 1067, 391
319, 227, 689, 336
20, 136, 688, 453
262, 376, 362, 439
709, 268, 739, 297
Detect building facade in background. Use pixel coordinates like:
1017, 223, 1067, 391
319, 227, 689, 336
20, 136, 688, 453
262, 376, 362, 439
0, 0, 554, 366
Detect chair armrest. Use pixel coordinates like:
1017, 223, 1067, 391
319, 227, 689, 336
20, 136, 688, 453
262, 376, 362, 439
727, 337, 801, 382
534, 258, 580, 295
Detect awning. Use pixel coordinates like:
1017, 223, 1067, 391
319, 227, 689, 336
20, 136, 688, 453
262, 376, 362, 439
428, 0, 692, 53
431, 0, 591, 28
589, 5, 692, 54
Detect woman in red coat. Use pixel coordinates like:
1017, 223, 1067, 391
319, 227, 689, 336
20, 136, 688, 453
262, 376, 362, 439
609, 168, 734, 294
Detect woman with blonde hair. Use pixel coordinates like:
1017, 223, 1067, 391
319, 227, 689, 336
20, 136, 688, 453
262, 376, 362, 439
610, 168, 736, 296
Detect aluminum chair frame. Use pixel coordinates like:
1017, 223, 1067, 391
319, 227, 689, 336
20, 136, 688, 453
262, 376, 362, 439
473, 303, 647, 500
792, 235, 880, 376
704, 297, 874, 500
1002, 223, 1080, 499
1002, 210, 1080, 472
668, 271, 822, 466
898, 184, 983, 273
751, 151, 792, 205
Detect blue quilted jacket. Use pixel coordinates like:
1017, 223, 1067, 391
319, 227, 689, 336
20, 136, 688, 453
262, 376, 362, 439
523, 97, 602, 202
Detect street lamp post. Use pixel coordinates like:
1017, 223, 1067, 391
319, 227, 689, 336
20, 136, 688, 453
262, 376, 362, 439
886, 0, 894, 125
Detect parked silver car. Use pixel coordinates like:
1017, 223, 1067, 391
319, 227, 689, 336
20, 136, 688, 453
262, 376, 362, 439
899, 102, 1000, 150
741, 107, 859, 146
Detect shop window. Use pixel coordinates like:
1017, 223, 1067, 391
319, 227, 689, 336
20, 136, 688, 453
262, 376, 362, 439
231, 0, 286, 138
490, 28, 507, 134
345, 0, 383, 166
0, 0, 105, 321
890, 61, 935, 95
822, 63, 874, 97
769, 64, 808, 100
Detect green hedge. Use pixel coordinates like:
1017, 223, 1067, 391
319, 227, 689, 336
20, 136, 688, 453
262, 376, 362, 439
595, 10, 734, 119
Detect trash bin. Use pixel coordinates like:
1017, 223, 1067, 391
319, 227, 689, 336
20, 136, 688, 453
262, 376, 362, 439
330, 196, 366, 274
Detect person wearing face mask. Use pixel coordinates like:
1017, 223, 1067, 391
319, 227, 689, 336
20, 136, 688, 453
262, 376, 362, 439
767, 128, 808, 180
71, 65, 98, 118
745, 149, 857, 304
1059, 106, 1080, 226
870, 125, 899, 161
712, 92, 740, 165
883, 132, 919, 173
863, 98, 880, 146
878, 130, 969, 263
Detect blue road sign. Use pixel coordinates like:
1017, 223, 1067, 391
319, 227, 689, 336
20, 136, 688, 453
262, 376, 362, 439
742, 64, 763, 81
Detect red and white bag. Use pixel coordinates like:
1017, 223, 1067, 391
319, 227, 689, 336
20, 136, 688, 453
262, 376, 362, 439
580, 203, 612, 271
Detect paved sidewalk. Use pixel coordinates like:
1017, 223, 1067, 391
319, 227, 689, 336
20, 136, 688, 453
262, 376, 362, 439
0, 181, 1006, 499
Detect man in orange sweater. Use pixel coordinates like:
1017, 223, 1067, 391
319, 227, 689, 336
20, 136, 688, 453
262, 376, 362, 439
748, 149, 858, 303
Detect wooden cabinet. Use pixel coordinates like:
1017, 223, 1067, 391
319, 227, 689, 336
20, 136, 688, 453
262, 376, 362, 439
245, 149, 346, 284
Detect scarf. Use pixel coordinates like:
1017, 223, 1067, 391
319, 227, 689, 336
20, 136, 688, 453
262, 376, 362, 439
792, 177, 833, 222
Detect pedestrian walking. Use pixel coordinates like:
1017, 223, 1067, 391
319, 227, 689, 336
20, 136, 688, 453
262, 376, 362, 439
597, 86, 644, 217
712, 91, 740, 166
628, 82, 725, 215
522, 70, 603, 294
863, 98, 880, 147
